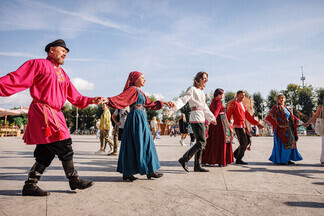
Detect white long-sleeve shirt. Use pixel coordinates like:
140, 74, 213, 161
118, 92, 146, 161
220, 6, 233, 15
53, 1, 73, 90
172, 86, 216, 123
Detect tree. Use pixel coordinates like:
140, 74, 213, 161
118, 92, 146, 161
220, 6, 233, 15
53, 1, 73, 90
146, 95, 159, 120
281, 84, 300, 113
252, 92, 264, 119
297, 85, 314, 117
224, 91, 235, 104
12, 117, 24, 127
316, 88, 324, 106
267, 89, 279, 109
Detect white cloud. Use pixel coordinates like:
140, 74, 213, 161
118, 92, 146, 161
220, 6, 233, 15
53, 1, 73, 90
71, 77, 95, 91
0, 91, 32, 108
0, 51, 41, 58
144, 92, 165, 101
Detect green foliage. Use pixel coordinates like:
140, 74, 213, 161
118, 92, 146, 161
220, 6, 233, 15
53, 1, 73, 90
280, 84, 300, 112
267, 89, 279, 109
316, 88, 324, 105
62, 104, 101, 133
146, 95, 159, 120
298, 86, 315, 117
224, 91, 235, 104
252, 92, 264, 119
12, 117, 24, 127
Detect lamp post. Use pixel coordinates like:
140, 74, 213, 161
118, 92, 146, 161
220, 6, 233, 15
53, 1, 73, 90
75, 108, 79, 134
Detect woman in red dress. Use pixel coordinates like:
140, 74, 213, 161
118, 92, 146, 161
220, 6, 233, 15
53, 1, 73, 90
202, 88, 234, 166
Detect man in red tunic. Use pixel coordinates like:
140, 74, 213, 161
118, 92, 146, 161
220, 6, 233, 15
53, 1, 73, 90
227, 90, 264, 164
0, 39, 105, 196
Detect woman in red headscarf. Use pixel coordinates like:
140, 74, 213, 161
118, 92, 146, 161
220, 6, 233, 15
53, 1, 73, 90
106, 71, 168, 181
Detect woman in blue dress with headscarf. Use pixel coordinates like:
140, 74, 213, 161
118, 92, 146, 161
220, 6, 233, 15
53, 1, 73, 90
265, 94, 303, 164
107, 71, 168, 181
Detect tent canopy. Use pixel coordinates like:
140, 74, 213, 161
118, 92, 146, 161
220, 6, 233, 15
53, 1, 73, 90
0, 107, 28, 118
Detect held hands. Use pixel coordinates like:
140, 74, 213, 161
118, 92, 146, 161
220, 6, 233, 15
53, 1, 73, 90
92, 97, 108, 105
166, 101, 175, 108
257, 123, 264, 129
163, 101, 174, 108
302, 123, 309, 128
210, 120, 217, 125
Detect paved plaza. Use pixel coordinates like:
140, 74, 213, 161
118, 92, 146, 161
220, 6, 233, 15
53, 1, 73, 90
0, 135, 323, 216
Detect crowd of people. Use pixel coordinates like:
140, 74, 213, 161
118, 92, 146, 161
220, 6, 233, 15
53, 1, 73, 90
0, 39, 323, 197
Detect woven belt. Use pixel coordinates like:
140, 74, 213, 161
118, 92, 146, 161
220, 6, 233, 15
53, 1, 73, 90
191, 106, 203, 111
130, 104, 144, 110
32, 99, 63, 140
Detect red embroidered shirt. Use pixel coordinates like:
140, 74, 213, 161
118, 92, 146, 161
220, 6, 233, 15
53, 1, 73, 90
226, 99, 259, 128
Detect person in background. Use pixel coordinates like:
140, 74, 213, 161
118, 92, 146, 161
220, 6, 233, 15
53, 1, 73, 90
111, 107, 130, 156
179, 113, 189, 146
150, 116, 158, 141
265, 94, 303, 165
95, 119, 100, 139
226, 90, 264, 165
95, 103, 113, 155
188, 123, 195, 146
0, 39, 105, 196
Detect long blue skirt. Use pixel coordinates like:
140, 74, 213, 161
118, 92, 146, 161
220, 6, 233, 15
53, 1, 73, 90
269, 131, 303, 164
117, 109, 160, 176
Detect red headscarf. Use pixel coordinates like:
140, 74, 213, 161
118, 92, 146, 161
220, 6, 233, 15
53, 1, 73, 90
123, 71, 143, 91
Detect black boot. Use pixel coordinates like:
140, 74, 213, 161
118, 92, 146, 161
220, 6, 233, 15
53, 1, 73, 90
62, 160, 94, 190
194, 151, 209, 172
22, 162, 50, 196
179, 144, 201, 172
123, 175, 138, 181
147, 172, 163, 179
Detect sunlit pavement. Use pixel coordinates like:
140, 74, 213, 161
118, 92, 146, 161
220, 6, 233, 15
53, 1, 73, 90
0, 135, 323, 216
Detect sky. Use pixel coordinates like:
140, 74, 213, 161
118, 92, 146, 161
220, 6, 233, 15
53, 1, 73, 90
0, 0, 324, 109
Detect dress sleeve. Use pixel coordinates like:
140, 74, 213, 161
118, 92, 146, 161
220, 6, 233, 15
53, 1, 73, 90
212, 99, 222, 119
143, 92, 163, 110
171, 86, 193, 111
66, 79, 90, 109
0, 60, 39, 96
107, 87, 139, 109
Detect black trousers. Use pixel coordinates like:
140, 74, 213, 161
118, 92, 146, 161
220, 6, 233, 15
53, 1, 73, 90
182, 123, 206, 163
34, 138, 74, 167
234, 128, 251, 160
189, 133, 196, 143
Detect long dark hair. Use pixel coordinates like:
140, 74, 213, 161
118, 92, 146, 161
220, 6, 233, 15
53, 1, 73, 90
214, 88, 224, 98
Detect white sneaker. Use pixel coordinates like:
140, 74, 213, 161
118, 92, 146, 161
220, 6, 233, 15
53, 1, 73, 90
95, 150, 106, 155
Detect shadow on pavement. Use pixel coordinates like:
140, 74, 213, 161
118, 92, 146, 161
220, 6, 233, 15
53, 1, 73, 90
228, 165, 324, 179
285, 201, 324, 208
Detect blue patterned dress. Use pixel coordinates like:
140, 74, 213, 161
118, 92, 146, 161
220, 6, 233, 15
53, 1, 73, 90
117, 91, 161, 176
269, 106, 303, 164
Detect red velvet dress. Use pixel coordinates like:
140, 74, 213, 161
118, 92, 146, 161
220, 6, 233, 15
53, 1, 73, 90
202, 98, 234, 166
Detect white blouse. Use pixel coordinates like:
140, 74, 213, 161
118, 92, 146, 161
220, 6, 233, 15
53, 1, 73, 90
172, 86, 216, 123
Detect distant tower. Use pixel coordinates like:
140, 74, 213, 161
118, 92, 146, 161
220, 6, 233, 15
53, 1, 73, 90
300, 66, 305, 87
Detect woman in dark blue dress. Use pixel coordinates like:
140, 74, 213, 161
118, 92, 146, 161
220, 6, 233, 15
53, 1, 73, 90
107, 71, 168, 181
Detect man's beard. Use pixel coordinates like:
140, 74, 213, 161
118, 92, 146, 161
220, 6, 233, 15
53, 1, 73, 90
56, 58, 65, 65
